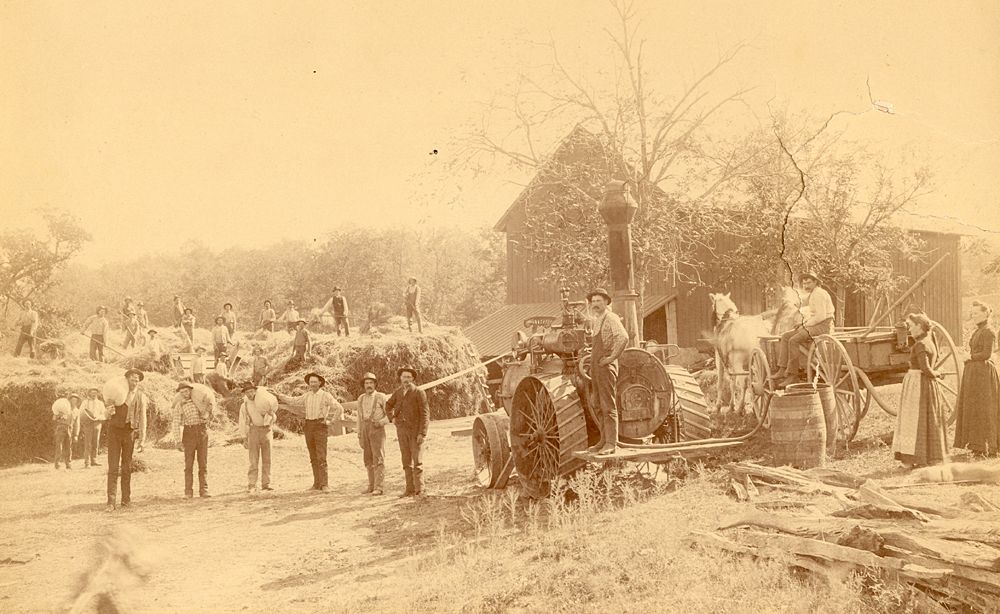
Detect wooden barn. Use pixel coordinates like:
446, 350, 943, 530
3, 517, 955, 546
464, 127, 965, 358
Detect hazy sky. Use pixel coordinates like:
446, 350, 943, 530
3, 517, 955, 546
3, 1, 999, 265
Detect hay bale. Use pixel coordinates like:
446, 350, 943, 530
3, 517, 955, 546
263, 327, 482, 432
0, 355, 176, 466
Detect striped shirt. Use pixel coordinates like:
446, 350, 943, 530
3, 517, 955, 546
280, 389, 342, 421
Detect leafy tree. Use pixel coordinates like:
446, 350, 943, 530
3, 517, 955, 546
1, 209, 90, 335
717, 113, 932, 322
455, 1, 769, 332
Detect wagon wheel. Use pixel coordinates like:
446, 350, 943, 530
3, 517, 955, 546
472, 413, 510, 488
745, 347, 774, 427
807, 335, 863, 446
930, 321, 962, 426
509, 376, 588, 498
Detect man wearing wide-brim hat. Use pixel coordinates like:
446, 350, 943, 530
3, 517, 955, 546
51, 393, 81, 470
238, 380, 278, 493
356, 372, 389, 495
585, 288, 629, 456
385, 367, 429, 496
275, 372, 344, 492
105, 368, 147, 511
171, 380, 216, 498
775, 270, 836, 388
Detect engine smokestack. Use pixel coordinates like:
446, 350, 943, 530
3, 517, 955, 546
599, 180, 640, 348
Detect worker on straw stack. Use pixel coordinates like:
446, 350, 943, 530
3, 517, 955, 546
222, 302, 237, 337
260, 300, 276, 333
81, 306, 111, 362
289, 320, 311, 367
146, 330, 171, 373
136, 302, 149, 346
13, 298, 39, 358
386, 367, 429, 497
404, 277, 422, 333
191, 346, 207, 383
238, 381, 277, 493
52, 393, 81, 470
180, 308, 196, 352
586, 288, 628, 457
280, 300, 300, 334
775, 271, 835, 388
275, 372, 343, 492
122, 311, 139, 350
251, 347, 270, 386
357, 372, 389, 495
328, 287, 350, 336
106, 368, 147, 511
173, 381, 216, 498
80, 387, 106, 468
211, 316, 231, 362
172, 295, 185, 328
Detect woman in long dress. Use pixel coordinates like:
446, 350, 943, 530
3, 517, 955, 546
893, 313, 949, 467
953, 301, 1000, 456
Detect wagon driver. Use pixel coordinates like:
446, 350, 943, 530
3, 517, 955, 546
775, 271, 835, 388
586, 288, 628, 456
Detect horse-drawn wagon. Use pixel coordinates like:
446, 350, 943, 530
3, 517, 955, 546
713, 255, 963, 450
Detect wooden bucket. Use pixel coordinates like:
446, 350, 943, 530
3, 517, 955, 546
770, 389, 827, 468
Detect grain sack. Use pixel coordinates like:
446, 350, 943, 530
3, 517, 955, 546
103, 376, 129, 406
51, 397, 71, 418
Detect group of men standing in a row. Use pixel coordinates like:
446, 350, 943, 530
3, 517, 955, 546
54, 363, 431, 511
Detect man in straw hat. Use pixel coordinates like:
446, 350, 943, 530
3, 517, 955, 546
81, 306, 111, 362
80, 386, 107, 468
357, 372, 389, 495
106, 368, 147, 511
386, 367, 429, 497
238, 381, 277, 493
276, 372, 343, 492
172, 381, 216, 498
775, 271, 836, 388
586, 288, 629, 457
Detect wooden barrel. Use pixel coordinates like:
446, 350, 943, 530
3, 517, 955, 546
770, 390, 827, 468
784, 383, 839, 455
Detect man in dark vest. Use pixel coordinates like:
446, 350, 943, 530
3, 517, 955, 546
329, 287, 350, 337
386, 367, 429, 497
586, 288, 628, 456
106, 368, 147, 511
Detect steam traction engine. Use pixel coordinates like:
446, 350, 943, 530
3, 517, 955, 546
471, 181, 714, 497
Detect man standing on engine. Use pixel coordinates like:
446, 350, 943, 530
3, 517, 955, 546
587, 288, 628, 457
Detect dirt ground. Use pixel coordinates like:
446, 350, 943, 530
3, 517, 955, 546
0, 416, 482, 614
3, 382, 999, 614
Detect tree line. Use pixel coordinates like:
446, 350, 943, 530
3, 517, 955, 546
3, 223, 505, 339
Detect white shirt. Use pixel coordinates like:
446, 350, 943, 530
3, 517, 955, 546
803, 286, 835, 327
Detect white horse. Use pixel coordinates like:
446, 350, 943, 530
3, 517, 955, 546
709, 288, 804, 413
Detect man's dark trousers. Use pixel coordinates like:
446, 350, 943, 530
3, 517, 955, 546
303, 419, 328, 488
106, 427, 133, 505
183, 424, 209, 496
396, 425, 423, 494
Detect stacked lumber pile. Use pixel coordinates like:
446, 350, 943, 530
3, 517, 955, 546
689, 462, 1000, 613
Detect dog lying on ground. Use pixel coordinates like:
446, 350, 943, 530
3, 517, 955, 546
913, 462, 1000, 483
